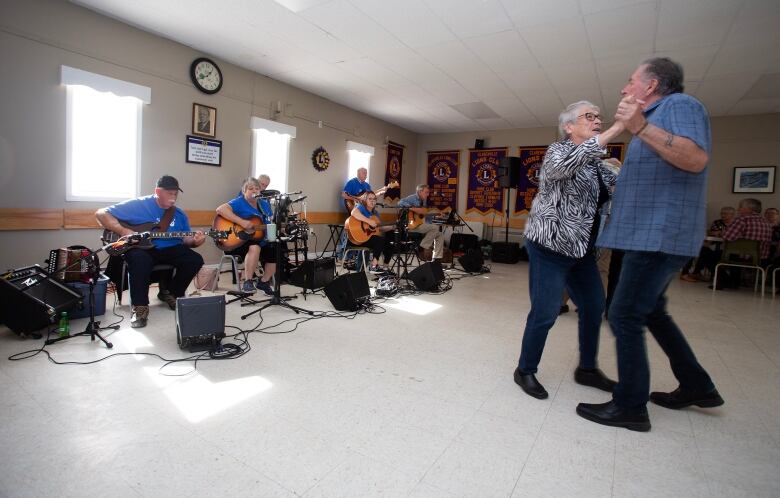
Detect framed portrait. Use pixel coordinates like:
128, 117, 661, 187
192, 103, 216, 138
732, 166, 776, 194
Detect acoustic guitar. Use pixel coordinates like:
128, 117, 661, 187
406, 207, 452, 230
102, 221, 229, 256
344, 215, 397, 245
211, 214, 266, 251
343, 180, 399, 212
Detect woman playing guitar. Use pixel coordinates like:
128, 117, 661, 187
345, 191, 394, 273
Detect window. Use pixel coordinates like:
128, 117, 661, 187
62, 66, 149, 202
251, 117, 296, 193
346, 141, 375, 182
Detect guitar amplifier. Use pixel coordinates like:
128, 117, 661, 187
491, 242, 521, 264
0, 265, 82, 333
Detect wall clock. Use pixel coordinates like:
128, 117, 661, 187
190, 57, 223, 94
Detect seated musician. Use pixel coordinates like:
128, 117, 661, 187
95, 175, 204, 328
348, 191, 393, 273
397, 184, 444, 262
215, 175, 276, 296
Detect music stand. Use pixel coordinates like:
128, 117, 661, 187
241, 192, 314, 319
45, 244, 118, 348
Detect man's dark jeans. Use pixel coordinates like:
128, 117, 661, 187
124, 245, 203, 305
608, 250, 716, 407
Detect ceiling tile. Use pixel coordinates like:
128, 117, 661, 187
424, 0, 514, 38
463, 30, 538, 75
500, 0, 581, 27
349, 0, 456, 49
579, 0, 651, 15
521, 17, 591, 65
656, 0, 741, 51
417, 41, 493, 81
584, 2, 657, 59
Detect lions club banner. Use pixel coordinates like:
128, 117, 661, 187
466, 147, 507, 216
426, 150, 459, 210
383, 141, 404, 202
514, 146, 547, 215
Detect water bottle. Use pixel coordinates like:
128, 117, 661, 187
58, 312, 70, 338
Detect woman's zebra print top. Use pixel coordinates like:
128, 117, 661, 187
524, 136, 617, 259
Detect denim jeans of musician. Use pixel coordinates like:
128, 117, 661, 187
608, 250, 716, 408
518, 240, 605, 374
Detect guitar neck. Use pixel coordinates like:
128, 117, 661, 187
147, 231, 199, 239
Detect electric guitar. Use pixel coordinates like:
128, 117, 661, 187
406, 207, 452, 230
102, 221, 229, 256
344, 215, 395, 245
343, 180, 399, 212
211, 215, 266, 251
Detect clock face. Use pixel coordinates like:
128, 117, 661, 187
190, 58, 223, 94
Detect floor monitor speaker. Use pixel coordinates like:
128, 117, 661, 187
176, 294, 225, 352
289, 258, 335, 290
324, 272, 370, 311
409, 261, 445, 291
458, 249, 485, 273
491, 242, 521, 264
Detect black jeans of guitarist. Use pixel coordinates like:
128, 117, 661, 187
356, 235, 393, 265
124, 245, 203, 306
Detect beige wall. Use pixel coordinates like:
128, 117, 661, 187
1, 0, 778, 271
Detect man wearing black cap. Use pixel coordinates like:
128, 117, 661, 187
96, 175, 205, 328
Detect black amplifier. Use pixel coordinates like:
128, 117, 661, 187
0, 265, 82, 333
289, 257, 336, 290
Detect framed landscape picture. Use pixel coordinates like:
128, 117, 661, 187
732, 166, 775, 194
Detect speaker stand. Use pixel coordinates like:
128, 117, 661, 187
45, 275, 117, 349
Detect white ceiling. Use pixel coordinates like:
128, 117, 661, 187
72, 0, 780, 134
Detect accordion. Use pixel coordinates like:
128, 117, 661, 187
46, 247, 98, 283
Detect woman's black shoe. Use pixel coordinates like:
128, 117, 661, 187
574, 367, 617, 392
513, 368, 548, 399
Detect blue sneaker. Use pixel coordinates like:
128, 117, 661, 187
241, 280, 256, 294
255, 279, 273, 296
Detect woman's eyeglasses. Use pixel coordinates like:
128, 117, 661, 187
578, 112, 602, 122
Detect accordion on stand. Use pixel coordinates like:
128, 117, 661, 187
46, 247, 99, 283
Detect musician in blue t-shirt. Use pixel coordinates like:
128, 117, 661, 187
347, 191, 393, 273
96, 175, 204, 328
215, 175, 276, 295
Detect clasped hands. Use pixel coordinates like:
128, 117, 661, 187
614, 95, 647, 135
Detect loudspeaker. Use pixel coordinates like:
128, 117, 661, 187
458, 249, 484, 273
449, 233, 479, 254
498, 157, 522, 189
409, 261, 445, 291
491, 242, 521, 264
474, 138, 485, 149
0, 265, 82, 334
324, 272, 370, 311
175, 294, 225, 352
289, 258, 335, 290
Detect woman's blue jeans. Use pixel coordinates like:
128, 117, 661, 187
608, 250, 715, 408
518, 240, 605, 374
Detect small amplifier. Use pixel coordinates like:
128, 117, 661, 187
175, 295, 226, 352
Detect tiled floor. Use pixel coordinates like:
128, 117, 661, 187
1, 262, 778, 497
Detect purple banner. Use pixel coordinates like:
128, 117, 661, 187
427, 150, 459, 210
383, 141, 403, 201
514, 146, 547, 215
466, 148, 506, 216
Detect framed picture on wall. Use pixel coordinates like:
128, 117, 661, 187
192, 103, 216, 138
732, 166, 776, 194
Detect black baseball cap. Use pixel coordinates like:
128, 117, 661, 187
156, 175, 183, 192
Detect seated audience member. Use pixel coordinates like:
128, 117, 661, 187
680, 206, 735, 282
215, 175, 276, 296
765, 207, 779, 260
346, 191, 393, 273
397, 184, 444, 262
711, 198, 772, 290
96, 175, 205, 328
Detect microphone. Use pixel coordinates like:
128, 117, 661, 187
285, 190, 303, 195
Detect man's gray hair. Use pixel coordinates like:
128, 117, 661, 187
257, 174, 270, 183
720, 206, 736, 214
739, 198, 762, 214
558, 100, 598, 138
416, 184, 429, 193
641, 57, 685, 96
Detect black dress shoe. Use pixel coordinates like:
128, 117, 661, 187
513, 368, 548, 399
574, 367, 617, 393
576, 400, 650, 432
559, 304, 570, 315
650, 387, 724, 410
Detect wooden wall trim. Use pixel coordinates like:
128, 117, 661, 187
1, 208, 527, 231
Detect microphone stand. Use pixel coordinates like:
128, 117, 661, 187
45, 243, 119, 348
241, 193, 314, 319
